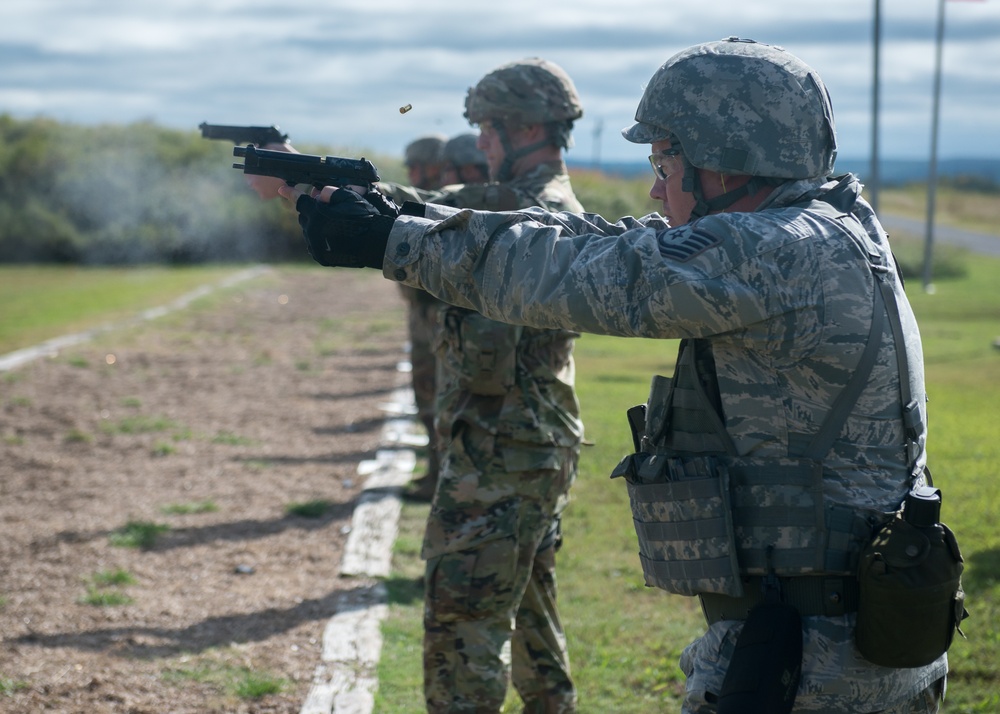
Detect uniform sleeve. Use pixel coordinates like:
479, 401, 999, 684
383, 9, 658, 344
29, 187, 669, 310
383, 206, 812, 340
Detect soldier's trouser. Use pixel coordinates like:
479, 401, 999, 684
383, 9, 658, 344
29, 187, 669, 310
422, 436, 577, 713
402, 287, 441, 481
680, 617, 946, 713
681, 681, 942, 714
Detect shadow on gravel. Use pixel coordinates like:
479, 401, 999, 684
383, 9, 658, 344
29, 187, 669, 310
313, 416, 384, 436
13, 583, 378, 659
49, 506, 357, 551
312, 384, 401, 401
233, 449, 380, 466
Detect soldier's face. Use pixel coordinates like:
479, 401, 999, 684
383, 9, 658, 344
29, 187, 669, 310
477, 121, 541, 180
476, 121, 505, 180
648, 139, 695, 226
408, 162, 443, 191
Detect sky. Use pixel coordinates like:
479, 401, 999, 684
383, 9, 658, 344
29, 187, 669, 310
2, 0, 998, 166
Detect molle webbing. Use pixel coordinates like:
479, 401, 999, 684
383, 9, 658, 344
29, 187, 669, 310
729, 459, 875, 575
626, 454, 877, 596
642, 341, 734, 456
625, 459, 741, 596
619, 281, 890, 596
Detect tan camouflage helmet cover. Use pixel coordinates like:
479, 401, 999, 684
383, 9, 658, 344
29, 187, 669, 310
464, 58, 584, 127
404, 134, 447, 166
622, 37, 837, 179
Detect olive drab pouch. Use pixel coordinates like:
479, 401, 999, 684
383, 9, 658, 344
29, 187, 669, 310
855, 485, 969, 667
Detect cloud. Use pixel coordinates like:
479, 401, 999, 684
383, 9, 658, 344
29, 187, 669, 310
1, 0, 998, 163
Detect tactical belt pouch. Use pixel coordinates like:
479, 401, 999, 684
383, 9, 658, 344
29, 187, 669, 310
612, 452, 743, 598
447, 310, 519, 396
855, 485, 968, 667
717, 601, 802, 714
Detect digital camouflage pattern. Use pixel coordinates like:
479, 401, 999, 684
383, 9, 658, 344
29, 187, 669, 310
382, 172, 947, 710
622, 37, 837, 179
385, 160, 584, 712
681, 618, 944, 713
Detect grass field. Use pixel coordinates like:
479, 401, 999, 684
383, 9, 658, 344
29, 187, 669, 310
0, 264, 265, 355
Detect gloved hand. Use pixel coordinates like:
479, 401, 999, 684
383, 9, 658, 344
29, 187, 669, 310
296, 188, 397, 268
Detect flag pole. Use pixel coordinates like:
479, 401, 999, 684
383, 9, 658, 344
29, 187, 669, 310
870, 0, 882, 212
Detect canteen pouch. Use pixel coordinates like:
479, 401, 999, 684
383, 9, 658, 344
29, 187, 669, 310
612, 453, 743, 598
855, 486, 968, 667
717, 601, 802, 714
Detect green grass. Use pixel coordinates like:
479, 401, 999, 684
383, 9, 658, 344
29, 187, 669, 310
78, 587, 135, 607
160, 500, 219, 515
101, 415, 178, 435
163, 655, 289, 700
0, 265, 250, 354
78, 570, 137, 607
0, 676, 29, 696
109, 520, 170, 549
376, 251, 1000, 712
211, 430, 255, 446
90, 568, 137, 587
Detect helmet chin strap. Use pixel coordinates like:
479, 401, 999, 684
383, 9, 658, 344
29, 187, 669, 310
681, 154, 777, 220
494, 124, 551, 182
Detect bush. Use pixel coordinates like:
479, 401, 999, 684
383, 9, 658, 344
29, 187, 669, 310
0, 115, 400, 265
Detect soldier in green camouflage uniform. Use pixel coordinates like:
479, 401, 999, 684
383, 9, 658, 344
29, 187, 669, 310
380, 59, 586, 712
285, 39, 952, 713
398, 134, 449, 498
440, 133, 490, 186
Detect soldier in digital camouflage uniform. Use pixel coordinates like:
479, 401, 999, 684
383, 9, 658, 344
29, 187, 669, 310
284, 38, 952, 713
398, 134, 449, 498
376, 59, 587, 712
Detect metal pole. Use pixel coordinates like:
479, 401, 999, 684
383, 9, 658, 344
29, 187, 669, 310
592, 118, 603, 169
870, 0, 882, 212
922, 0, 947, 293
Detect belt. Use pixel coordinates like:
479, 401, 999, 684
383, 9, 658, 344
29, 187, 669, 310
699, 575, 860, 623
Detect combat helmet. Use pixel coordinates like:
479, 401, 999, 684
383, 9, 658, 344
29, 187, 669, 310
404, 134, 447, 167
464, 58, 583, 129
443, 133, 487, 169
465, 58, 583, 180
622, 38, 837, 217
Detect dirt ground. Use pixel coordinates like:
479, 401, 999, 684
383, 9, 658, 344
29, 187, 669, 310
0, 267, 415, 713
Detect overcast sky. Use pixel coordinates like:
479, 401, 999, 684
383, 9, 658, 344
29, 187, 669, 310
2, 0, 998, 166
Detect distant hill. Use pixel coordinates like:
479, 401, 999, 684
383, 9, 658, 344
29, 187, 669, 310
570, 157, 1000, 187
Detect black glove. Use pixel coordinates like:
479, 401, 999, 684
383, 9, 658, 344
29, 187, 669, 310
296, 188, 396, 268
364, 188, 401, 218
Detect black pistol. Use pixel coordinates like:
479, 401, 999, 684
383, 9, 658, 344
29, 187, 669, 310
232, 145, 381, 191
199, 122, 289, 146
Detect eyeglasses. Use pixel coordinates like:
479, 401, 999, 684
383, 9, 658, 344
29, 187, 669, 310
648, 148, 682, 181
